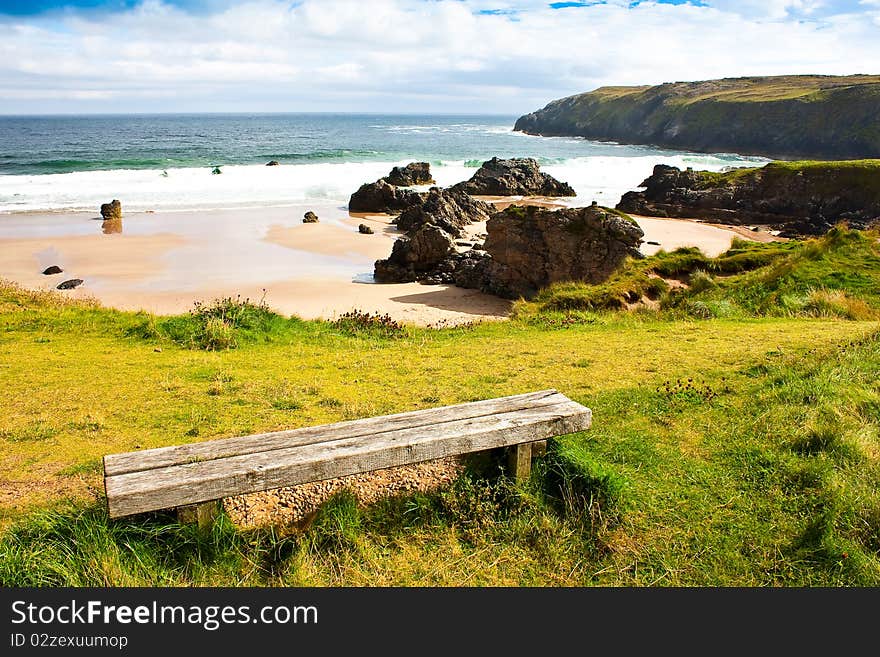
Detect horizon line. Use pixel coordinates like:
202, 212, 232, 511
0, 110, 522, 118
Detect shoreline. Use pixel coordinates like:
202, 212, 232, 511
0, 202, 764, 326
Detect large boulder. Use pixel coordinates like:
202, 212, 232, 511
374, 224, 456, 283
349, 179, 424, 214
384, 162, 435, 186
461, 204, 644, 299
617, 162, 880, 236
100, 200, 122, 221
450, 157, 575, 197
395, 187, 494, 236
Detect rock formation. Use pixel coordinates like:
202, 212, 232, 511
384, 162, 435, 186
42, 265, 63, 275
395, 187, 494, 236
303, 211, 319, 223
374, 203, 644, 296
348, 162, 439, 214
450, 157, 575, 197
514, 74, 880, 160
374, 224, 457, 283
100, 200, 122, 221
617, 162, 880, 236
459, 204, 644, 299
267, 160, 280, 166
358, 224, 374, 234
372, 187, 495, 282
349, 179, 424, 214
57, 279, 84, 290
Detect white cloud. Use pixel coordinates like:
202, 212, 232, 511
0, 0, 878, 113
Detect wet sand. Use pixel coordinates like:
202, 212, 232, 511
0, 202, 762, 324
0, 205, 511, 325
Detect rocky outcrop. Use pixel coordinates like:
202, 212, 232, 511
450, 157, 575, 197
42, 265, 63, 275
372, 187, 496, 282
457, 204, 643, 299
349, 179, 424, 214
100, 200, 122, 221
375, 204, 643, 296
303, 211, 319, 223
348, 162, 437, 214
395, 187, 494, 236
384, 162, 435, 186
514, 75, 880, 160
358, 223, 374, 234
57, 279, 84, 290
617, 162, 880, 236
267, 160, 280, 166
374, 224, 457, 283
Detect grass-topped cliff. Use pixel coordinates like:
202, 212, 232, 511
1, 228, 879, 586
515, 75, 880, 159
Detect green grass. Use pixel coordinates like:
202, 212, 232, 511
591, 76, 880, 104
1, 228, 879, 585
518, 227, 880, 319
690, 159, 880, 198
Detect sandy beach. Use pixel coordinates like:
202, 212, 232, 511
0, 202, 765, 324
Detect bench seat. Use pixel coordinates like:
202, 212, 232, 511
103, 389, 591, 518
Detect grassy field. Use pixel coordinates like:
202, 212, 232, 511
1, 229, 879, 586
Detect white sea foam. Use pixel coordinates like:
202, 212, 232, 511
0, 152, 765, 214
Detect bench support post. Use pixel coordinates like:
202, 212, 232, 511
177, 500, 219, 531
506, 440, 548, 482
508, 443, 532, 482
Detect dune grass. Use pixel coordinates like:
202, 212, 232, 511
1, 229, 879, 585
518, 226, 880, 320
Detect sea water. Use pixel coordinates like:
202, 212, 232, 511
0, 113, 768, 214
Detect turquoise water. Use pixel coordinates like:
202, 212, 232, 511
0, 113, 768, 212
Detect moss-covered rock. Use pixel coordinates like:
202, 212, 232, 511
616, 160, 880, 236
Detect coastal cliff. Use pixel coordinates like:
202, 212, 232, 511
616, 160, 880, 236
514, 75, 880, 160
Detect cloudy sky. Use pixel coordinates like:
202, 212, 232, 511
1, 0, 878, 114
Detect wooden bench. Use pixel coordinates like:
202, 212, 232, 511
103, 389, 591, 524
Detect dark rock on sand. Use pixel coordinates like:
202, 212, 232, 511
458, 204, 643, 299
100, 199, 122, 221
266, 160, 280, 166
384, 162, 435, 186
617, 162, 880, 236
374, 224, 456, 283
57, 279, 84, 290
303, 211, 319, 223
395, 187, 494, 236
349, 179, 424, 214
358, 223, 374, 234
42, 265, 63, 275
450, 157, 575, 197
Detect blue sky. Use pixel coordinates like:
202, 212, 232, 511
0, 0, 878, 114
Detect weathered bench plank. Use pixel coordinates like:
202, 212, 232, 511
104, 390, 571, 476
104, 392, 591, 518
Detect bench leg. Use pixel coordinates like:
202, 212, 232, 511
508, 443, 532, 482
506, 441, 548, 482
177, 500, 219, 531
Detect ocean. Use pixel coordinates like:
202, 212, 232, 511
0, 113, 768, 214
